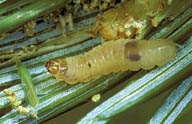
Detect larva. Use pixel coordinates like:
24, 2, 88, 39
91, 0, 165, 40
46, 39, 177, 84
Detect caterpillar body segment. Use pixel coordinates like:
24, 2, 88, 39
46, 39, 177, 84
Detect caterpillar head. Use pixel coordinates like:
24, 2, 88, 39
46, 59, 68, 75
46, 59, 60, 74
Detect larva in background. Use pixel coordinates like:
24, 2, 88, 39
46, 39, 177, 84
91, 0, 167, 40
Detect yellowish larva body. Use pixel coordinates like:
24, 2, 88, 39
46, 39, 177, 84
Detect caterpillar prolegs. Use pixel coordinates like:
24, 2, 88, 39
46, 39, 177, 84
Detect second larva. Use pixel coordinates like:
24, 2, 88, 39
46, 39, 177, 84
91, 0, 164, 40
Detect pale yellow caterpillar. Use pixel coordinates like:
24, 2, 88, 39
46, 39, 177, 84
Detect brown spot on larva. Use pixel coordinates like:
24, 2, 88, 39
128, 54, 141, 61
88, 63, 91, 68
124, 41, 141, 61
125, 41, 137, 48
